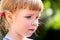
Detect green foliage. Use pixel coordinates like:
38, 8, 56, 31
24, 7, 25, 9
46, 10, 60, 30
44, 1, 51, 10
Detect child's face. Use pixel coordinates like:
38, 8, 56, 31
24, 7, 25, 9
11, 9, 41, 37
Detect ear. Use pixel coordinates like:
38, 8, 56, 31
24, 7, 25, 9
5, 11, 13, 24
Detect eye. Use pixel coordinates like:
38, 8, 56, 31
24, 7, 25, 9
25, 16, 31, 19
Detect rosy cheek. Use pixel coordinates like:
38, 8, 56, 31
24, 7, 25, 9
24, 20, 31, 28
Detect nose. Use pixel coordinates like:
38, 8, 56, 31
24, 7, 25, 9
31, 19, 38, 27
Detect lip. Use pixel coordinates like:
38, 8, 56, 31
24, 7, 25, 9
28, 29, 35, 32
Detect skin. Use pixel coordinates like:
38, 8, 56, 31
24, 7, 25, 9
5, 8, 41, 40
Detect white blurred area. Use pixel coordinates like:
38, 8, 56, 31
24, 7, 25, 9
46, 8, 53, 16
23, 37, 33, 40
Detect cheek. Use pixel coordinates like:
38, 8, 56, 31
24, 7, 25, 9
22, 19, 31, 29
13, 14, 32, 31
16, 18, 31, 30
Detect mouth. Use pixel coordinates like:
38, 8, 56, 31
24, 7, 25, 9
28, 29, 35, 32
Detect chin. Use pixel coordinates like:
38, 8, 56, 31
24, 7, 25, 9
25, 34, 33, 37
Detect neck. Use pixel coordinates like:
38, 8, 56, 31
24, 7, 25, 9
5, 30, 24, 40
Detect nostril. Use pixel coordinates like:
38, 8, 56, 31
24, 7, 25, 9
32, 24, 35, 26
31, 23, 38, 27
31, 19, 38, 27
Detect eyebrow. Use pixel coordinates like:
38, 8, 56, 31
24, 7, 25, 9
26, 13, 40, 18
26, 13, 34, 16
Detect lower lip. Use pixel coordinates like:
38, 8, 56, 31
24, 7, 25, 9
28, 29, 35, 31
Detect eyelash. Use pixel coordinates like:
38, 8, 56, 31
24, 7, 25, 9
25, 16, 31, 19
25, 16, 39, 19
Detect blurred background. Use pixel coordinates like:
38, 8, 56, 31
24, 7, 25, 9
0, 0, 60, 40
30, 0, 60, 40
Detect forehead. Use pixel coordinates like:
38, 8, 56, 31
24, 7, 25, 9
17, 9, 40, 16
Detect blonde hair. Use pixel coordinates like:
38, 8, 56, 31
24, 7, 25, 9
1, 0, 43, 12
0, 0, 43, 38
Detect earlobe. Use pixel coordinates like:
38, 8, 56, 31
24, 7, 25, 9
5, 11, 13, 24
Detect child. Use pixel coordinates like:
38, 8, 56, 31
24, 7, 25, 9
0, 0, 43, 40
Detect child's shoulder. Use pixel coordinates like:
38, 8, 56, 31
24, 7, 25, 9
3, 37, 33, 40
3, 37, 10, 40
